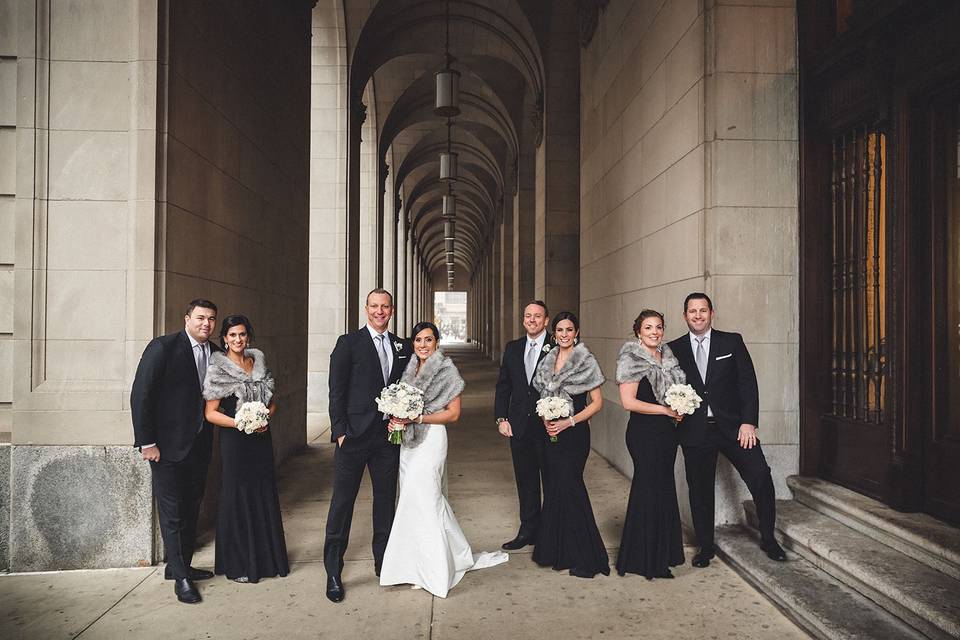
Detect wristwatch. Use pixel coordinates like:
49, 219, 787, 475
495, 417, 507, 425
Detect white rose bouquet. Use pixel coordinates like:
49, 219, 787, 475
234, 401, 270, 434
663, 383, 702, 418
536, 396, 572, 443
376, 382, 425, 444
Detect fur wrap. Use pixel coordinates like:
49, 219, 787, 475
202, 348, 275, 406
615, 341, 686, 404
531, 342, 605, 413
399, 349, 465, 446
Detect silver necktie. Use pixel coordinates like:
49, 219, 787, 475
695, 336, 707, 383
197, 343, 207, 387
376, 334, 391, 384
525, 341, 538, 384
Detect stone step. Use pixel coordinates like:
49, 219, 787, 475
788, 475, 960, 580
715, 525, 924, 640
744, 500, 960, 640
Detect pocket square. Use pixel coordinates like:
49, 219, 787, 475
715, 353, 733, 361
397, 355, 409, 359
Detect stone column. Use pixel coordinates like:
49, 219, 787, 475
500, 194, 515, 343
535, 2, 580, 317
308, 0, 348, 436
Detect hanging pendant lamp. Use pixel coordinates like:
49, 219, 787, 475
440, 120, 458, 181
434, 1, 460, 117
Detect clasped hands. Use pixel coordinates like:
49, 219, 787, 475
543, 416, 575, 438
388, 416, 420, 432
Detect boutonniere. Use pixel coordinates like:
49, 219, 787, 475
542, 344, 551, 353
393, 341, 403, 353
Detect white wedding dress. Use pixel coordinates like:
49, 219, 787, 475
379, 423, 508, 597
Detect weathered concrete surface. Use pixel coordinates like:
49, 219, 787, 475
0, 346, 808, 639
8, 445, 152, 571
0, 444, 10, 571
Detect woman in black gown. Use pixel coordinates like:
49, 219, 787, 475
203, 315, 289, 583
615, 309, 686, 579
531, 311, 609, 578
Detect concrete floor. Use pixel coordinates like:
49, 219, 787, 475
0, 346, 808, 640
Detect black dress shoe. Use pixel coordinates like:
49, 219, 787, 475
691, 549, 714, 568
165, 566, 214, 581
174, 578, 201, 604
761, 540, 787, 561
326, 575, 345, 603
501, 534, 535, 551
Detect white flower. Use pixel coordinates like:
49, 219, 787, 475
664, 383, 702, 416
393, 341, 403, 353
536, 396, 572, 420
376, 381, 425, 420
234, 401, 270, 434
542, 345, 551, 353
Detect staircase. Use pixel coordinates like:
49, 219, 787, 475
714, 476, 960, 640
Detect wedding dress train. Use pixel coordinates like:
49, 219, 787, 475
379, 424, 508, 597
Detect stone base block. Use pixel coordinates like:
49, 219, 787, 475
9, 445, 153, 571
0, 444, 9, 571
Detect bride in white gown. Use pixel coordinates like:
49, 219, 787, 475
379, 321, 508, 597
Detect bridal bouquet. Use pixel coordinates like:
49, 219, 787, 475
234, 401, 270, 434
376, 382, 425, 444
664, 383, 702, 417
536, 396, 572, 443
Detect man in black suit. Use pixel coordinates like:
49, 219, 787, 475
494, 300, 551, 550
323, 288, 412, 603
668, 292, 786, 567
131, 299, 220, 604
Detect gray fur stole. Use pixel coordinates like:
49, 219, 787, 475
531, 342, 605, 412
399, 349, 465, 446
615, 341, 686, 404
202, 348, 275, 406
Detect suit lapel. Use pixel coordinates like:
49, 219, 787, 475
704, 331, 721, 386
674, 336, 704, 387
177, 331, 200, 387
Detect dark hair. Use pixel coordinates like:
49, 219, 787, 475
684, 292, 713, 312
411, 321, 440, 341
366, 288, 394, 306
186, 298, 218, 316
633, 309, 665, 337
219, 314, 255, 343
551, 311, 579, 337
524, 299, 549, 316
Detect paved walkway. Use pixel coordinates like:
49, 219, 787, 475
1, 346, 808, 639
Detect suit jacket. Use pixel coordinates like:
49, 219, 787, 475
494, 334, 551, 439
328, 327, 413, 441
668, 329, 760, 447
130, 330, 220, 463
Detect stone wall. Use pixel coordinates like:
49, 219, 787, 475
3, 0, 313, 572
162, 0, 312, 463
580, 0, 798, 529
7, 0, 161, 571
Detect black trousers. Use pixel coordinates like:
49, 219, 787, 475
509, 417, 547, 538
682, 425, 777, 550
323, 422, 400, 577
150, 434, 212, 579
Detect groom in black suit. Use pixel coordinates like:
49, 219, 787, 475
324, 288, 412, 603
668, 293, 786, 567
131, 299, 220, 604
494, 300, 551, 550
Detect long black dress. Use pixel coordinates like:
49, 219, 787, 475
216, 395, 289, 582
532, 391, 610, 578
615, 377, 685, 577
